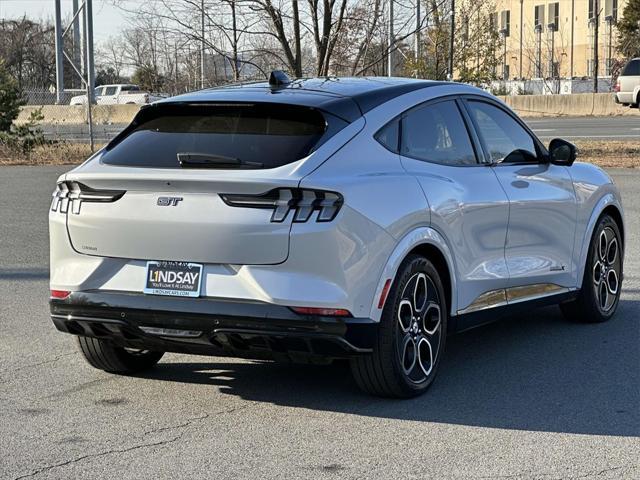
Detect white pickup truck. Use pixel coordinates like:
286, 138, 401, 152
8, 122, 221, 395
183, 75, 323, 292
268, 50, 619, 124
69, 84, 165, 105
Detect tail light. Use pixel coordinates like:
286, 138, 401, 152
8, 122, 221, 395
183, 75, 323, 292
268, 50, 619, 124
51, 181, 125, 214
614, 80, 620, 92
220, 188, 343, 223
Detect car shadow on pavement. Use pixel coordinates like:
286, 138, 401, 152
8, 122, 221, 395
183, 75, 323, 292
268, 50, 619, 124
143, 300, 640, 437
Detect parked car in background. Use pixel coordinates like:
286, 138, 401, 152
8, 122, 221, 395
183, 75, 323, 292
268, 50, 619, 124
614, 58, 640, 107
69, 84, 165, 105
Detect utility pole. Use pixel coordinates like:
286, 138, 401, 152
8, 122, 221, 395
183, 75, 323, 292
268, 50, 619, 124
448, 0, 455, 80
72, 0, 81, 89
388, 0, 394, 77
54, 0, 64, 104
85, 0, 95, 152
201, 0, 206, 88
593, 0, 599, 93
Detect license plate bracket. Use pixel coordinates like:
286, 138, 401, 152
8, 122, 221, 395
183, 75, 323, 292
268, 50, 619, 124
144, 261, 203, 297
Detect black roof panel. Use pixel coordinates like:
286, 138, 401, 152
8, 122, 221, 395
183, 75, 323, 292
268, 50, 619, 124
158, 77, 446, 122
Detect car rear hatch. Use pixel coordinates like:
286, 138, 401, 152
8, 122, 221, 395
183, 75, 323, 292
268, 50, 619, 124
57, 101, 353, 265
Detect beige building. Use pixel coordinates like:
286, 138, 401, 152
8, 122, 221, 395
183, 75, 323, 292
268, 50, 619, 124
475, 0, 627, 80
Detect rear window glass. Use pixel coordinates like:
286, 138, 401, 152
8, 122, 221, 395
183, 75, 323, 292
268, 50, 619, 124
102, 104, 334, 169
621, 60, 640, 76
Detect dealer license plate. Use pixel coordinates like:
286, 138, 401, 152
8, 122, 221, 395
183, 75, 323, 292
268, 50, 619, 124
143, 261, 203, 297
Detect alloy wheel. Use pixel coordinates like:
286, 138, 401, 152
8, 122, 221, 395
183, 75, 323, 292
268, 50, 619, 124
592, 226, 621, 312
396, 272, 443, 384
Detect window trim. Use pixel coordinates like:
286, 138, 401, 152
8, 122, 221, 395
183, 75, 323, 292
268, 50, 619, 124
374, 95, 484, 167
459, 95, 549, 166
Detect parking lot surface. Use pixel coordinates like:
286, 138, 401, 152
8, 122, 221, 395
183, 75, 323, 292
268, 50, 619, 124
0, 166, 638, 479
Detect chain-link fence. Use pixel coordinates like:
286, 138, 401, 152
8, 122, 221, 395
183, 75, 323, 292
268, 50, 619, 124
20, 89, 136, 145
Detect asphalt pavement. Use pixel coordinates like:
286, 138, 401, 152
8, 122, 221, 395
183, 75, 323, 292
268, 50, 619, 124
41, 114, 640, 144
0, 166, 638, 479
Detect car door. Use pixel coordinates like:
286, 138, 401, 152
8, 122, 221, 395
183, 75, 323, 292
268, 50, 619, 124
396, 97, 510, 314
463, 97, 577, 298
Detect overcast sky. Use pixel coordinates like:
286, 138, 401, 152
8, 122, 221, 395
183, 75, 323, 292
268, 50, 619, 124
0, 0, 130, 43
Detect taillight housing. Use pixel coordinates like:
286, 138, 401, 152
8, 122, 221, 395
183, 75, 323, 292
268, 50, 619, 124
50, 290, 71, 299
51, 181, 125, 214
220, 188, 343, 223
614, 80, 621, 92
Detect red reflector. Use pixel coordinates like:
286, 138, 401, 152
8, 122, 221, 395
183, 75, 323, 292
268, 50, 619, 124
378, 279, 392, 309
50, 290, 71, 299
291, 307, 352, 317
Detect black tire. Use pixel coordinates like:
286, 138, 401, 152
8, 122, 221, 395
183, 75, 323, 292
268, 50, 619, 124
76, 336, 164, 373
560, 214, 623, 323
350, 254, 447, 398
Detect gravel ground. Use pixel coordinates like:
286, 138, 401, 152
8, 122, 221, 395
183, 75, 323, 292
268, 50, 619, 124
0, 166, 638, 480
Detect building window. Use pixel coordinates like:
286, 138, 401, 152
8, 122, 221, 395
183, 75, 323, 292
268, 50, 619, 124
605, 0, 618, 22
500, 10, 511, 37
534, 5, 545, 28
548, 3, 559, 31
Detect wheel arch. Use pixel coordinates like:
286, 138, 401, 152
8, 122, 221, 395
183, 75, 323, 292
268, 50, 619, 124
602, 204, 624, 249
576, 195, 625, 287
369, 227, 458, 322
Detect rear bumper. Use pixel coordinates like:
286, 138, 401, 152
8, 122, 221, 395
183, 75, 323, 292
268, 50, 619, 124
50, 291, 377, 362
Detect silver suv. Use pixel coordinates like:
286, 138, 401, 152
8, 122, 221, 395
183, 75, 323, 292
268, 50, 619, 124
49, 74, 625, 397
614, 58, 640, 107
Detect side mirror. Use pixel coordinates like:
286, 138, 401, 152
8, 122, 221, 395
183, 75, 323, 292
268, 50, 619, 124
548, 138, 577, 166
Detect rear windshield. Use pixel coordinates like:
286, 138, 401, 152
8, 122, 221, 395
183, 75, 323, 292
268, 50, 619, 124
102, 103, 339, 169
621, 59, 640, 76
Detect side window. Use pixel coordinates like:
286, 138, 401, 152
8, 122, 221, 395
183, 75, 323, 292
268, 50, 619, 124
467, 101, 537, 163
622, 59, 640, 76
400, 100, 477, 166
375, 118, 399, 152
104, 86, 118, 96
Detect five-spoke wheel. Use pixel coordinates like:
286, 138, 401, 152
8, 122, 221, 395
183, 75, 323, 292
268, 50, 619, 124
396, 273, 442, 384
592, 227, 620, 312
351, 254, 447, 397
560, 214, 623, 323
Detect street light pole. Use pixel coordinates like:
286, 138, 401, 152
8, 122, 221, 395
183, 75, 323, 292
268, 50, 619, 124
535, 24, 542, 78
500, 29, 507, 80
605, 15, 613, 76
